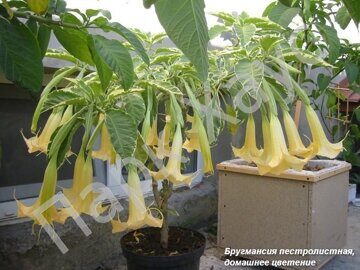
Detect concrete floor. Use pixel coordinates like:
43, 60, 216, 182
200, 204, 360, 270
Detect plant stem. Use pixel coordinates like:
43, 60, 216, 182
152, 178, 173, 249
12, 11, 98, 30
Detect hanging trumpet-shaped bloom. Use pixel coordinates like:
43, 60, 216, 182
154, 115, 172, 159
22, 109, 63, 154
232, 114, 262, 163
59, 106, 73, 126
151, 124, 196, 185
112, 166, 163, 233
253, 114, 307, 175
62, 152, 104, 217
142, 112, 158, 146
283, 110, 313, 159
183, 113, 214, 174
17, 153, 69, 226
145, 117, 159, 146
305, 105, 343, 159
92, 114, 117, 165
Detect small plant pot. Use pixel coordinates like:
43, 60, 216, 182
120, 227, 206, 270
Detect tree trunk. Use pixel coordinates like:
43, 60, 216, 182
152, 179, 173, 250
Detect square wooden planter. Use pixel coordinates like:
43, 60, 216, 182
217, 159, 351, 270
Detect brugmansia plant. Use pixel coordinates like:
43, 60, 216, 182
2, 0, 347, 255
208, 11, 344, 174
17, 30, 219, 248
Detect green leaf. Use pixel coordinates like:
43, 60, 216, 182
341, 0, 360, 26
234, 23, 256, 46
138, 80, 182, 95
326, 91, 337, 109
262, 1, 277, 17
317, 24, 340, 64
56, 121, 81, 167
45, 49, 78, 64
48, 0, 66, 15
104, 22, 149, 65
48, 109, 82, 158
204, 95, 224, 145
26, 18, 38, 35
345, 62, 359, 84
243, 17, 285, 32
0, 17, 43, 92
225, 104, 239, 135
268, 55, 301, 74
88, 36, 112, 90
260, 35, 283, 51
317, 74, 331, 91
183, 80, 201, 115
27, 0, 49, 15
234, 59, 264, 97
169, 93, 184, 126
331, 124, 339, 137
45, 90, 86, 109
155, 0, 209, 81
354, 107, 360, 122
267, 2, 300, 28
208, 25, 227, 39
143, 0, 157, 9
86, 9, 111, 19
38, 24, 51, 57
134, 133, 148, 164
278, 0, 300, 7
211, 12, 236, 26
122, 93, 146, 125
105, 109, 138, 158
92, 35, 134, 90
336, 6, 352, 30
282, 50, 333, 67
53, 26, 93, 64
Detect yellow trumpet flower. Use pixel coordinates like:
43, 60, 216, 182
17, 153, 68, 226
305, 105, 343, 159
232, 114, 262, 163
112, 166, 163, 233
142, 112, 158, 146
154, 115, 172, 159
146, 117, 159, 146
62, 153, 105, 218
283, 110, 313, 159
151, 124, 196, 185
183, 113, 214, 174
22, 109, 63, 154
59, 106, 73, 126
253, 114, 307, 175
92, 114, 117, 165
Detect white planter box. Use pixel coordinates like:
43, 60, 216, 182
217, 159, 351, 270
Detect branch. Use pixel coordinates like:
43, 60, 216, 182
12, 11, 96, 30
152, 178, 161, 207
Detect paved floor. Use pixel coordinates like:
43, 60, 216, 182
200, 204, 360, 270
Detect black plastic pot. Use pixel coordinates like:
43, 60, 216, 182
120, 227, 206, 270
